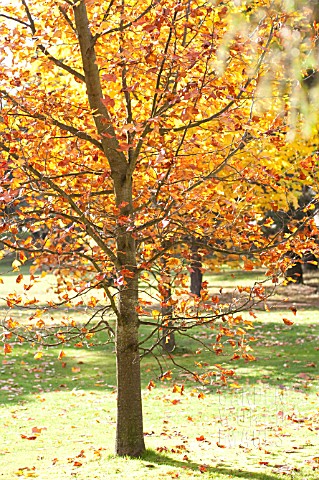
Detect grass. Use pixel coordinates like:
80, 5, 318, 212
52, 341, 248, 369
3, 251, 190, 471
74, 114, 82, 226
0, 263, 319, 479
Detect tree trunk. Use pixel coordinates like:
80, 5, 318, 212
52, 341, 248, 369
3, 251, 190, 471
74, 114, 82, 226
114, 174, 145, 456
116, 288, 145, 456
190, 244, 202, 296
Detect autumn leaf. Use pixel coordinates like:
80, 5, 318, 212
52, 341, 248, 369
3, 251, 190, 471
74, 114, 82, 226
283, 318, 294, 326
58, 350, 66, 360
243, 258, 254, 271
31, 426, 47, 435
3, 343, 12, 354
199, 465, 209, 473
12, 259, 21, 271
216, 442, 226, 448
102, 73, 117, 82
147, 380, 156, 390
21, 435, 37, 440
101, 95, 115, 108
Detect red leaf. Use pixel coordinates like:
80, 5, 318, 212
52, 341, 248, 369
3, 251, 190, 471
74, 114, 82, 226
102, 73, 117, 82
101, 95, 115, 108
199, 465, 208, 472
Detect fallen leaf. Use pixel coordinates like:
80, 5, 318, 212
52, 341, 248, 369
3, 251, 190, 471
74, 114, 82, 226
199, 464, 208, 472
216, 442, 226, 448
282, 318, 294, 326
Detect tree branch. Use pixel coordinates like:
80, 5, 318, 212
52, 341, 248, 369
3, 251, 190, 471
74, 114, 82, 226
73, 0, 127, 171
92, 0, 159, 43
0, 90, 103, 150
20, 0, 85, 82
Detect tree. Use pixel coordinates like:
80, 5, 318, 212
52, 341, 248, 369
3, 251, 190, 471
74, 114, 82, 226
0, 0, 318, 457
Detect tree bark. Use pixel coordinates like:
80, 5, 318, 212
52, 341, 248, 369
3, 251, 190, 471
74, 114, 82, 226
116, 287, 145, 456
114, 174, 145, 456
190, 244, 202, 297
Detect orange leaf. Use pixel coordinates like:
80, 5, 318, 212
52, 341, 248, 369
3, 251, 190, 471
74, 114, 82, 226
283, 318, 294, 326
4, 343, 12, 354
147, 380, 156, 390
243, 258, 254, 271
199, 465, 208, 473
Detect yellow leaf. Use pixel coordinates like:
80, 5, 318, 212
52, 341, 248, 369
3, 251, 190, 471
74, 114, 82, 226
236, 328, 246, 336
12, 259, 21, 271
34, 351, 43, 360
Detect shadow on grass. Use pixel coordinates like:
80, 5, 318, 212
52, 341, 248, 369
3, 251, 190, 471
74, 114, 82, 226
141, 449, 279, 480
1, 320, 319, 406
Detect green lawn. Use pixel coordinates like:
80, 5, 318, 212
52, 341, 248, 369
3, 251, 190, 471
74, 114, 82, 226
0, 263, 319, 479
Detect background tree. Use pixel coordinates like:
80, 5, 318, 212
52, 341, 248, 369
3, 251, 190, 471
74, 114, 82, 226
0, 0, 318, 458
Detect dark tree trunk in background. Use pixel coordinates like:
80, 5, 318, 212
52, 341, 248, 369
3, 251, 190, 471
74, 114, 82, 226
159, 262, 176, 353
285, 252, 303, 284
190, 244, 203, 296
303, 252, 318, 271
